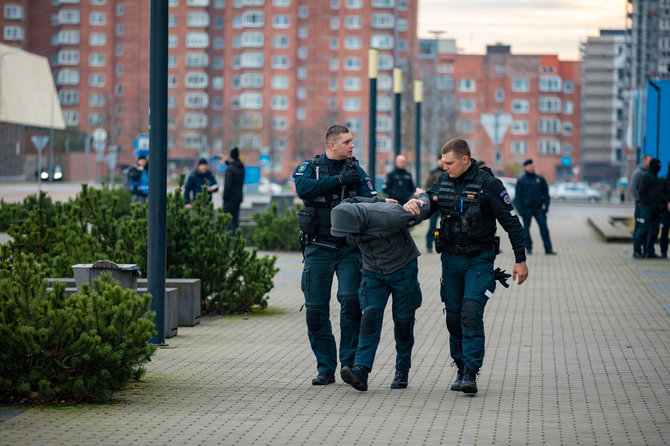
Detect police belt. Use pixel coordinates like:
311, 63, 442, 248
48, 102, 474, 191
444, 241, 495, 257
309, 235, 347, 250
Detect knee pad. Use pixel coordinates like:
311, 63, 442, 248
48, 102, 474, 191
342, 294, 362, 324
461, 299, 485, 332
360, 308, 382, 336
394, 317, 413, 343
306, 305, 326, 333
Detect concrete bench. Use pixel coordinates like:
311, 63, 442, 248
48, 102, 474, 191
588, 215, 633, 243
138, 278, 201, 327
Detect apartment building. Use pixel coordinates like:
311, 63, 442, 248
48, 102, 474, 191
1, 0, 417, 181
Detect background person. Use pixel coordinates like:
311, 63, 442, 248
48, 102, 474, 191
660, 162, 670, 258
223, 147, 245, 232
184, 158, 218, 208
127, 156, 149, 204
634, 158, 664, 258
383, 154, 415, 205
514, 159, 556, 255
631, 155, 652, 257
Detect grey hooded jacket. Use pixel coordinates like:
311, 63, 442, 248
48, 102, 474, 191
330, 194, 430, 275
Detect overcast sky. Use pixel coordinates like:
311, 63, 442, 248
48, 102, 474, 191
418, 0, 627, 60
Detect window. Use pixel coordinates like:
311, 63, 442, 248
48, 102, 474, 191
213, 37, 223, 49
329, 78, 337, 91
88, 53, 105, 67
346, 0, 362, 7
213, 16, 224, 28
372, 13, 394, 28
329, 58, 339, 71
345, 15, 362, 29
538, 118, 560, 134
376, 136, 392, 152
184, 133, 204, 149
459, 99, 475, 113
237, 0, 264, 5
378, 54, 393, 70
511, 120, 528, 135
242, 11, 264, 27
273, 14, 289, 28
562, 142, 572, 156
296, 46, 307, 60
186, 0, 210, 5
90, 0, 106, 4
297, 67, 306, 79
343, 97, 360, 111
378, 75, 392, 91
169, 0, 178, 6
186, 33, 209, 48
562, 122, 573, 136
297, 86, 306, 99
58, 9, 80, 24
58, 90, 79, 105
372, 0, 394, 6
90, 12, 106, 25
272, 75, 288, 89
240, 92, 262, 109
298, 26, 307, 39
187, 12, 209, 27
184, 113, 208, 129
330, 17, 339, 30
272, 55, 289, 68
115, 43, 123, 57
168, 14, 178, 27
563, 100, 573, 115
168, 74, 177, 88
344, 57, 361, 70
377, 95, 392, 111
371, 34, 393, 50
58, 30, 80, 44
272, 96, 289, 110
539, 97, 561, 113
458, 79, 476, 92
213, 57, 223, 69
63, 111, 79, 126
168, 55, 177, 68
89, 33, 106, 46
240, 52, 263, 68
538, 139, 560, 155
495, 65, 505, 74
212, 76, 223, 89
330, 37, 338, 50
331, 0, 339, 8
274, 0, 290, 5
115, 64, 123, 76
89, 73, 105, 87
116, 24, 124, 36
495, 88, 504, 103
240, 114, 262, 129
397, 18, 407, 31
185, 72, 208, 88
186, 53, 209, 67
57, 69, 80, 85
273, 136, 288, 148
563, 81, 573, 93
239, 133, 261, 148
511, 99, 529, 114
345, 36, 361, 50
168, 35, 178, 48
88, 113, 104, 127
185, 93, 209, 109
298, 5, 308, 17
212, 96, 223, 110
272, 34, 289, 48
272, 116, 288, 130
436, 75, 453, 91
539, 76, 562, 93
458, 120, 474, 134
241, 31, 264, 47
116, 3, 124, 16
511, 141, 527, 154
376, 116, 392, 131
58, 50, 80, 66
4, 5, 24, 19
511, 77, 529, 92
168, 95, 176, 109
343, 77, 361, 91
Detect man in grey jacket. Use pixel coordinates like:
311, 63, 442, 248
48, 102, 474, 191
631, 155, 652, 257
330, 192, 430, 391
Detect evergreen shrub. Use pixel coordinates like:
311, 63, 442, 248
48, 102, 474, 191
248, 203, 302, 251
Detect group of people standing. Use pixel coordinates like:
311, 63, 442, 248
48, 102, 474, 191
631, 155, 670, 259
293, 125, 528, 395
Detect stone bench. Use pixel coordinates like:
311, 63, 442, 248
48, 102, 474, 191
138, 278, 201, 327
588, 215, 633, 243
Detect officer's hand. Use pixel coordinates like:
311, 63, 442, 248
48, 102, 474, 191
338, 170, 359, 186
402, 198, 424, 215
413, 187, 426, 197
512, 261, 528, 285
385, 198, 398, 204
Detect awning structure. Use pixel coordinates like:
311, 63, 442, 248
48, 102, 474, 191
0, 43, 65, 130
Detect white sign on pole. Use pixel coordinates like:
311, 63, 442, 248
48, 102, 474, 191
480, 113, 512, 145
93, 128, 107, 143
31, 135, 49, 152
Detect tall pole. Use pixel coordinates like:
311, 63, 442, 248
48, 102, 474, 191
649, 80, 661, 159
393, 67, 402, 157
494, 109, 501, 175
368, 49, 378, 186
148, 0, 168, 345
414, 80, 422, 185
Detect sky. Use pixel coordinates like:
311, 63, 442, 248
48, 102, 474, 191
418, 0, 627, 60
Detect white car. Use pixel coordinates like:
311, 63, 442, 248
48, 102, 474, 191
549, 183, 601, 202
258, 178, 283, 195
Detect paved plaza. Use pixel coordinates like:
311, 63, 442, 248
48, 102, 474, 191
1, 201, 669, 445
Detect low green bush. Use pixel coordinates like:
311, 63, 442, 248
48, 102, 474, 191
248, 203, 302, 251
0, 253, 156, 403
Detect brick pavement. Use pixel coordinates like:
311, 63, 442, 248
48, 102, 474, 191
1, 215, 669, 445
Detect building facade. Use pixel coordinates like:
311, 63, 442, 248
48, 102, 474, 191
1, 0, 417, 181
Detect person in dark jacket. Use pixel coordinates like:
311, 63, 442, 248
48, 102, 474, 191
331, 192, 430, 392
514, 159, 556, 255
223, 147, 245, 232
127, 156, 149, 203
383, 154, 415, 205
184, 158, 218, 207
631, 155, 652, 256
634, 158, 664, 258
660, 162, 670, 258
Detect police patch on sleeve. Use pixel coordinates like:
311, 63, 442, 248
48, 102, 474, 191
364, 176, 375, 192
500, 190, 512, 205
294, 161, 309, 176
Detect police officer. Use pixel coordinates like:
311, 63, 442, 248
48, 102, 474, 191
128, 156, 149, 203
293, 124, 377, 386
383, 154, 415, 205
404, 138, 528, 395
514, 159, 556, 255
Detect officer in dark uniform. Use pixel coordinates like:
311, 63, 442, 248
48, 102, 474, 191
383, 154, 415, 205
514, 159, 556, 255
293, 124, 377, 386
404, 138, 528, 395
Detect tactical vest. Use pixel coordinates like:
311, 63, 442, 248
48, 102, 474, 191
303, 155, 360, 237
437, 168, 496, 254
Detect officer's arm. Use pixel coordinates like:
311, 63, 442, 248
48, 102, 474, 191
356, 166, 378, 197
293, 161, 340, 199
486, 177, 526, 264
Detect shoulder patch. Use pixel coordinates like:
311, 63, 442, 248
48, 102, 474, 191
364, 176, 375, 192
500, 189, 512, 205
294, 161, 310, 176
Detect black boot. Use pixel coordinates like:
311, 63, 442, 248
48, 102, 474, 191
311, 372, 335, 386
460, 367, 478, 394
450, 360, 464, 391
341, 365, 368, 391
391, 371, 408, 389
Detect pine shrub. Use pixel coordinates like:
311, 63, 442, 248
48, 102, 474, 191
248, 203, 302, 251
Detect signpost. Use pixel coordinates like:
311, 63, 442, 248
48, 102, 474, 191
480, 111, 512, 175
31, 135, 49, 192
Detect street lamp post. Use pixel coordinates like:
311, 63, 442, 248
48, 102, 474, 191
649, 80, 661, 159
368, 49, 378, 186
393, 67, 402, 157
414, 80, 422, 185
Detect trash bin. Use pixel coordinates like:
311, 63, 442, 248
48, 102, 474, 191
72, 260, 141, 290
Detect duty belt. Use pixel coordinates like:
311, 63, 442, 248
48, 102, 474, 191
445, 241, 495, 257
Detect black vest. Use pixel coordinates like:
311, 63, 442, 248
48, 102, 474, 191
438, 168, 496, 254
303, 155, 360, 237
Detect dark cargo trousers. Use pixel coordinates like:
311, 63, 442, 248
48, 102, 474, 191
301, 244, 362, 375
440, 250, 496, 372
355, 260, 422, 372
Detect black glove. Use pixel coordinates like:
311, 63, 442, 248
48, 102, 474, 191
493, 267, 511, 288
338, 170, 359, 186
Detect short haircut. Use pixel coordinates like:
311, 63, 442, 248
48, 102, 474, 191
325, 124, 350, 147
441, 138, 471, 158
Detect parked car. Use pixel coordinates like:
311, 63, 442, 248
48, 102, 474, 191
36, 166, 64, 182
258, 177, 283, 195
549, 182, 601, 202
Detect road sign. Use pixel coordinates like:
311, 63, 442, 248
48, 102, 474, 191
30, 135, 49, 152
93, 128, 107, 143
480, 112, 512, 145
134, 134, 149, 150
259, 155, 271, 167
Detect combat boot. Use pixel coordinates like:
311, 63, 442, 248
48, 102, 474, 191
390, 371, 408, 389
450, 360, 464, 391
460, 367, 478, 394
311, 372, 335, 386
341, 365, 368, 391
